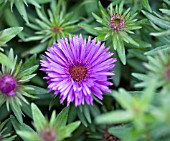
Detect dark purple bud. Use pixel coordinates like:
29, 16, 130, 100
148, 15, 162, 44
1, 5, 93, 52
0, 75, 16, 96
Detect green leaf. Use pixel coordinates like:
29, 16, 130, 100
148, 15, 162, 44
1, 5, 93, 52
116, 38, 126, 65
120, 32, 139, 47
18, 65, 38, 79
92, 12, 108, 26
132, 73, 149, 81
150, 29, 170, 36
14, 1, 29, 23
0, 27, 23, 46
142, 0, 152, 13
159, 9, 170, 16
78, 23, 98, 36
68, 105, 77, 123
31, 103, 47, 132
0, 52, 13, 68
77, 108, 88, 127
27, 0, 41, 8
22, 42, 47, 55
11, 115, 34, 132
25, 85, 47, 95
95, 110, 133, 124
18, 74, 37, 83
17, 131, 40, 141
142, 10, 170, 28
50, 111, 56, 127
83, 105, 91, 124
21, 55, 37, 70
112, 52, 121, 86
34, 0, 52, 4
10, 98, 23, 123
55, 107, 69, 128
58, 121, 81, 140
98, 1, 109, 18
112, 89, 133, 110
108, 124, 132, 140
144, 45, 170, 55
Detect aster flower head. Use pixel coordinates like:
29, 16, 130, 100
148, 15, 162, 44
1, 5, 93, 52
92, 1, 142, 64
41, 35, 116, 106
17, 103, 80, 141
0, 49, 38, 123
133, 51, 170, 94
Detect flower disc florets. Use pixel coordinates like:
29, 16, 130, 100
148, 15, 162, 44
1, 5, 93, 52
69, 65, 87, 82
41, 35, 116, 106
41, 128, 56, 141
0, 75, 16, 96
110, 14, 125, 31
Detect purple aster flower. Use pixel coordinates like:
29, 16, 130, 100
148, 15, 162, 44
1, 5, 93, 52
40, 35, 116, 106
0, 75, 17, 96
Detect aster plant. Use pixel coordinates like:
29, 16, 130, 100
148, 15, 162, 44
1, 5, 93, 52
17, 103, 80, 141
40, 35, 116, 107
0, 49, 38, 123
95, 82, 170, 141
24, 0, 78, 54
133, 51, 170, 94
92, 1, 142, 64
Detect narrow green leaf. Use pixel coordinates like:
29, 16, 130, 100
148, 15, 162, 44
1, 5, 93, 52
31, 103, 47, 132
116, 38, 126, 65
0, 52, 13, 68
112, 89, 133, 110
0, 27, 23, 46
78, 23, 98, 36
144, 45, 170, 55
142, 10, 170, 28
108, 124, 132, 140
77, 109, 88, 127
84, 105, 91, 124
95, 110, 133, 124
10, 98, 23, 123
58, 121, 81, 139
142, 0, 152, 13
18, 65, 38, 79
17, 131, 40, 141
25, 85, 47, 95
15, 1, 29, 23
50, 111, 56, 127
55, 107, 69, 128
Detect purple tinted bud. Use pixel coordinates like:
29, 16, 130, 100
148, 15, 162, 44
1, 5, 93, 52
0, 134, 2, 139
166, 66, 170, 81
0, 75, 16, 96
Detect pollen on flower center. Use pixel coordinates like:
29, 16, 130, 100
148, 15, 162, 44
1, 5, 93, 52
110, 14, 125, 31
69, 65, 87, 82
0, 75, 16, 96
41, 128, 56, 141
52, 26, 63, 33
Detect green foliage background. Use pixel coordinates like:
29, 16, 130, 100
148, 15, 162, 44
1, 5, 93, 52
0, 0, 170, 141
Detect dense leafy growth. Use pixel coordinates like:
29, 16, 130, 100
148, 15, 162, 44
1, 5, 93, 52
0, 0, 170, 141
